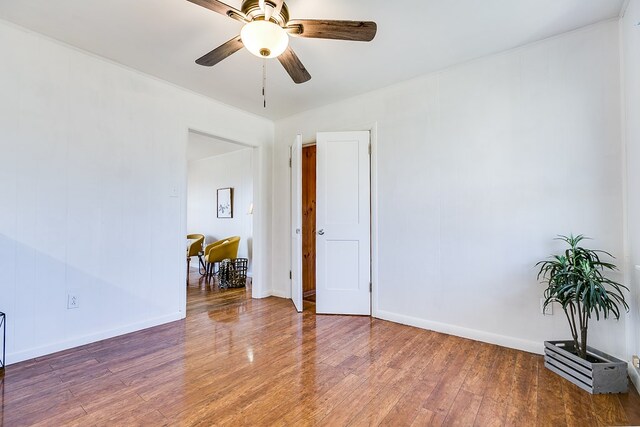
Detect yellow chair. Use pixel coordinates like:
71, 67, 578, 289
187, 234, 205, 276
204, 236, 241, 278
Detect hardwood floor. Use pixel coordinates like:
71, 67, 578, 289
303, 291, 316, 304
186, 267, 252, 317
1, 278, 639, 426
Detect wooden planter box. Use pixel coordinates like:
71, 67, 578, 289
544, 341, 628, 394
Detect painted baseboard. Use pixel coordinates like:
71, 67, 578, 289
269, 289, 290, 299
374, 309, 543, 355
251, 289, 273, 298
250, 288, 289, 299
6, 311, 185, 365
630, 366, 640, 393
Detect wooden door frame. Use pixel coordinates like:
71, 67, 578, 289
292, 123, 378, 315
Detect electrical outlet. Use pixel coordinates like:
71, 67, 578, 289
67, 293, 79, 309
540, 298, 553, 316
633, 355, 640, 370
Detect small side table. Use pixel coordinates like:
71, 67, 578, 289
0, 312, 5, 369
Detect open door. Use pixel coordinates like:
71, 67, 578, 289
316, 131, 371, 315
290, 134, 303, 312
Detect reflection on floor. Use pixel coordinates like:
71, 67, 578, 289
186, 267, 252, 317
303, 300, 316, 312
1, 280, 640, 425
303, 291, 316, 312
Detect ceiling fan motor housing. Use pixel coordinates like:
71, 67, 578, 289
242, 0, 289, 25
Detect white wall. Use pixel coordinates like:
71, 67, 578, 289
622, 0, 640, 391
187, 148, 254, 273
0, 19, 274, 364
0, 11, 632, 371
274, 20, 627, 357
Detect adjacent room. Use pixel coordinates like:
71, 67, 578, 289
0, 0, 639, 425
186, 130, 255, 315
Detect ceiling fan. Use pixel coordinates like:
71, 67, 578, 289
187, 0, 377, 84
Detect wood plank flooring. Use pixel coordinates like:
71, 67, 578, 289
186, 268, 252, 317
1, 273, 639, 426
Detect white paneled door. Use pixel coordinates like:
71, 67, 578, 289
316, 131, 371, 315
290, 135, 303, 312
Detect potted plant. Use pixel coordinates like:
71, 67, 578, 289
536, 234, 630, 394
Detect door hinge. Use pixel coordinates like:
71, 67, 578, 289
368, 144, 371, 155
369, 282, 372, 292
290, 270, 292, 280
289, 157, 292, 168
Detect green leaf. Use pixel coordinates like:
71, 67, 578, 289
535, 234, 629, 355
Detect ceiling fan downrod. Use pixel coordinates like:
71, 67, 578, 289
259, 0, 280, 21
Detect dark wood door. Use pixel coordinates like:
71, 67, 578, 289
302, 145, 316, 299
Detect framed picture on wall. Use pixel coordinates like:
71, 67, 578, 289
217, 187, 233, 218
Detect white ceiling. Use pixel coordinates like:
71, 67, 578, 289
187, 131, 248, 162
0, 0, 625, 120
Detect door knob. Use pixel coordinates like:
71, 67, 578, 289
318, 229, 325, 235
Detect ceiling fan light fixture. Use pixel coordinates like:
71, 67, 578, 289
241, 20, 289, 59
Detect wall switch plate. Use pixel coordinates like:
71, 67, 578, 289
540, 298, 552, 316
67, 293, 79, 309
633, 355, 640, 369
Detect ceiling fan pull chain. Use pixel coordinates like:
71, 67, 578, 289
262, 58, 267, 108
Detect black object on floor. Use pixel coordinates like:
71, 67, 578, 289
218, 258, 248, 289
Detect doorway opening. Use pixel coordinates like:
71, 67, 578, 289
302, 144, 317, 310
292, 130, 373, 315
185, 130, 254, 317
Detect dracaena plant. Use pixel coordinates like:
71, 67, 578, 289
536, 234, 629, 359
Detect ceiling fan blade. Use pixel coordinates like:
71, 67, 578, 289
278, 46, 311, 84
186, 0, 247, 23
286, 19, 377, 42
196, 35, 244, 67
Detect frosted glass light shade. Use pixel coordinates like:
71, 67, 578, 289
241, 20, 289, 59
